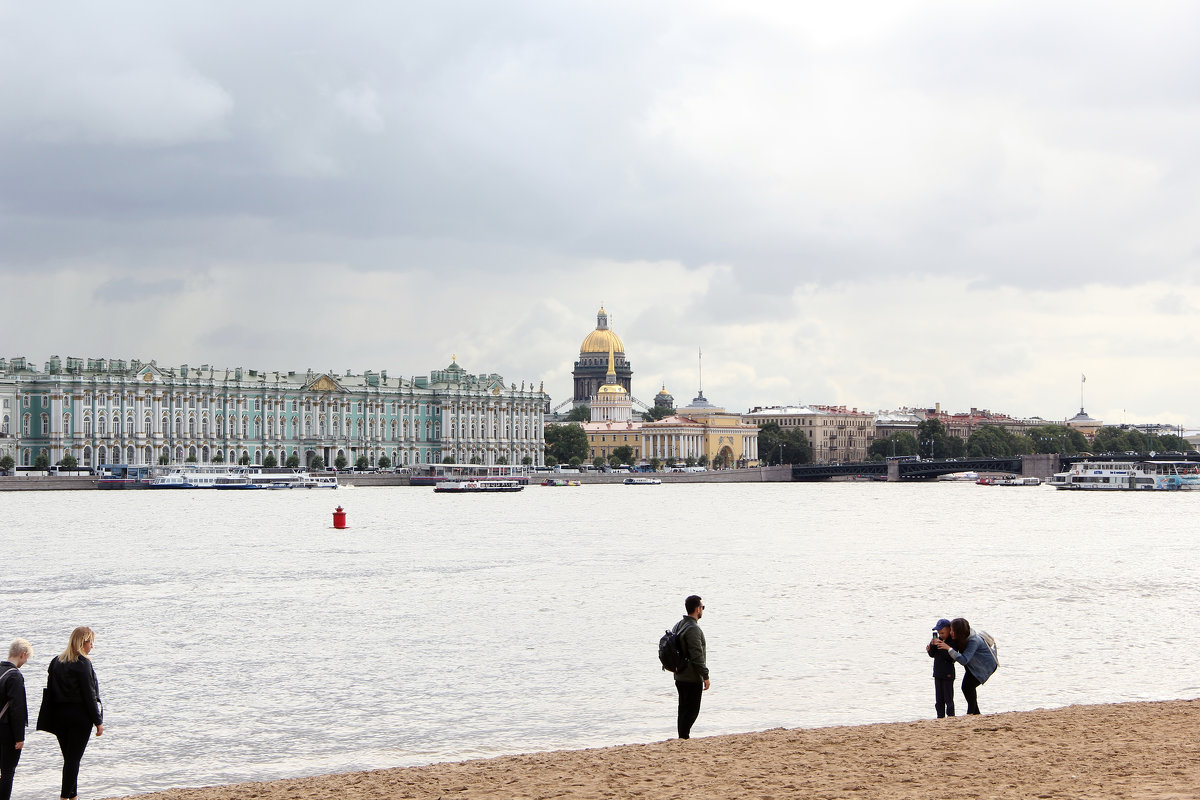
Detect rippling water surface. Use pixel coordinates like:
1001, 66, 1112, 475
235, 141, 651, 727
2, 482, 1198, 798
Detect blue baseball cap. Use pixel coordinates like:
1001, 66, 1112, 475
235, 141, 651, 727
934, 619, 951, 629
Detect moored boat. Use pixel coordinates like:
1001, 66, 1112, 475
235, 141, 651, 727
623, 477, 662, 485
434, 479, 524, 493
977, 475, 1042, 486
541, 478, 581, 487
1050, 459, 1200, 491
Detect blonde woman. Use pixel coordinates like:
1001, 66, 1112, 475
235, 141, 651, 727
46, 627, 103, 800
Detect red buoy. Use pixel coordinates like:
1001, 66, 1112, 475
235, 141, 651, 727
332, 506, 347, 529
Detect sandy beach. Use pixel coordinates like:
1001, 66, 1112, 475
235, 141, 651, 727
117, 700, 1200, 800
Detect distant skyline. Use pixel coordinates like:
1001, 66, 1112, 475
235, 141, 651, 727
2, 3, 1198, 427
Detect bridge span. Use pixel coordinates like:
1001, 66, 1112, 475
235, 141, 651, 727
792, 454, 1058, 482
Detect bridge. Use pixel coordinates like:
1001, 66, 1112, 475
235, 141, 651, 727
792, 455, 1037, 482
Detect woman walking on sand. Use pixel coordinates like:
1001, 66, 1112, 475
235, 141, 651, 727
933, 618, 996, 715
46, 627, 103, 800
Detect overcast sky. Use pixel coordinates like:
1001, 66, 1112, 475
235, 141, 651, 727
2, 2, 1198, 426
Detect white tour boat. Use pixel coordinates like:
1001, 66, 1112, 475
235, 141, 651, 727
433, 479, 524, 493
1049, 460, 1200, 491
623, 477, 662, 485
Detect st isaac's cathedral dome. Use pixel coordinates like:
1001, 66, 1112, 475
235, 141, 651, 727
572, 306, 633, 407
579, 307, 625, 354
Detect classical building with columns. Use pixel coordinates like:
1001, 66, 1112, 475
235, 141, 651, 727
644, 391, 760, 467
0, 354, 547, 468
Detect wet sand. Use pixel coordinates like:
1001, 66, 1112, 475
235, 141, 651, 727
118, 700, 1200, 800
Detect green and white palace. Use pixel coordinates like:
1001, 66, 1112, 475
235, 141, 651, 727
0, 355, 548, 469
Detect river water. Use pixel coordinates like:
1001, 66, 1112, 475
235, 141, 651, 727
2, 482, 1198, 798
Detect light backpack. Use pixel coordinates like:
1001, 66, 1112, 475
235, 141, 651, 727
978, 630, 999, 667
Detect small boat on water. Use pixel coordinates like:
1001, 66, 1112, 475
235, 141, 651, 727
623, 477, 662, 485
1049, 460, 1200, 491
541, 478, 581, 487
434, 479, 524, 493
977, 476, 1042, 486
938, 471, 979, 482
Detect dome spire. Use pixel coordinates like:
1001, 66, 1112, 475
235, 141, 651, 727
606, 341, 617, 384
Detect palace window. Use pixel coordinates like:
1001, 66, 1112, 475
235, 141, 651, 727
41, 414, 49, 434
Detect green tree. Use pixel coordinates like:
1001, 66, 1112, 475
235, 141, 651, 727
757, 423, 814, 465
545, 455, 559, 467
966, 425, 1033, 458
565, 405, 590, 422
496, 455, 508, 465
309, 455, 325, 470
59, 453, 78, 470
378, 455, 392, 469
642, 405, 673, 422
335, 454, 348, 470
697, 454, 709, 469
355, 455, 370, 470
443, 455, 456, 464
593, 456, 606, 469
544, 423, 589, 464
684, 456, 696, 467
568, 456, 583, 467
916, 419, 966, 459
212, 451, 226, 463
470, 456, 482, 465
285, 453, 300, 469
1156, 434, 1194, 452
867, 432, 920, 461
649, 457, 661, 472
158, 453, 170, 465
0, 455, 14, 472
612, 445, 634, 465
521, 455, 533, 467
239, 453, 251, 466
1026, 425, 1089, 455
711, 452, 728, 469
185, 454, 198, 463
35, 451, 51, 470
263, 453, 278, 468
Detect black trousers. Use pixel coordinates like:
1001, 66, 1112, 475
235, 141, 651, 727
675, 680, 703, 739
962, 670, 982, 715
0, 732, 21, 800
54, 705, 94, 799
934, 676, 956, 718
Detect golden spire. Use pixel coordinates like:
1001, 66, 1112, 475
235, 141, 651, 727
606, 341, 617, 383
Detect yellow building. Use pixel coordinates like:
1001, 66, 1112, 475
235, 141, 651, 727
643, 391, 760, 467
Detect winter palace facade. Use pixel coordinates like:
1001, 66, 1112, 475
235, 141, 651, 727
0, 355, 548, 469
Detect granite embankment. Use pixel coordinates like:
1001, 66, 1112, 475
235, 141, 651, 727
0, 465, 793, 490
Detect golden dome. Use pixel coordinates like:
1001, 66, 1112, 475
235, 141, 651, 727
581, 328, 625, 354
580, 306, 625, 354
597, 383, 628, 396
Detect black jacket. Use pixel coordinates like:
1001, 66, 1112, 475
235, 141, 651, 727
672, 616, 709, 683
0, 661, 27, 740
48, 656, 103, 726
927, 640, 956, 679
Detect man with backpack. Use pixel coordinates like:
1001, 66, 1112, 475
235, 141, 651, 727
669, 595, 709, 739
0, 638, 32, 800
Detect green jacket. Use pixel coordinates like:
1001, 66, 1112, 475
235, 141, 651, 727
672, 616, 708, 683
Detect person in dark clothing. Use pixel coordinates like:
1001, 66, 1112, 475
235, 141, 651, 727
926, 619, 955, 718
0, 638, 32, 800
46, 627, 103, 800
671, 595, 710, 739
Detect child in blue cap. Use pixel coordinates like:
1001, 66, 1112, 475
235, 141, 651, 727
926, 618, 956, 717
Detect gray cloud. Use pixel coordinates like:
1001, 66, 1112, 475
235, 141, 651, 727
4, 2, 1200, 424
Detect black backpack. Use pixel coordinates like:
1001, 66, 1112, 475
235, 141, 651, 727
658, 626, 687, 673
